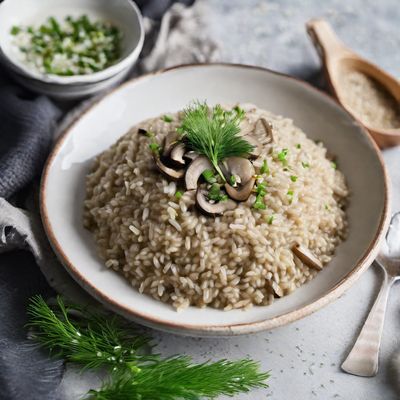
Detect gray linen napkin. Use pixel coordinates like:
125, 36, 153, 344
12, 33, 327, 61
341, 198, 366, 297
0, 1, 218, 399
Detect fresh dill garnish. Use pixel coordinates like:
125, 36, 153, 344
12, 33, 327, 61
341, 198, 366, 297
260, 159, 269, 175
163, 115, 174, 123
27, 296, 269, 399
88, 357, 269, 400
290, 175, 298, 182
178, 102, 254, 181
202, 169, 217, 184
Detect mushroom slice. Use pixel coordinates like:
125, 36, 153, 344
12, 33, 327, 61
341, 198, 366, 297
162, 132, 180, 157
245, 136, 262, 159
153, 154, 185, 180
184, 151, 199, 162
292, 243, 323, 271
254, 118, 274, 144
185, 156, 213, 190
170, 143, 186, 166
225, 177, 256, 201
196, 189, 236, 216
223, 157, 255, 184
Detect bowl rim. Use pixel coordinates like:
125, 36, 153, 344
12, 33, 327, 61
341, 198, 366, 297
40, 63, 391, 335
0, 0, 145, 85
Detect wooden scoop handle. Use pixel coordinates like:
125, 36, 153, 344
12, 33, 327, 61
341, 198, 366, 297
306, 19, 352, 61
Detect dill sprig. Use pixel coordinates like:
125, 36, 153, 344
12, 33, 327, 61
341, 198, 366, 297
178, 102, 254, 181
27, 296, 158, 372
27, 296, 270, 399
87, 357, 268, 400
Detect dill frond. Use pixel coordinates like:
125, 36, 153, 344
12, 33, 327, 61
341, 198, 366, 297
179, 102, 254, 181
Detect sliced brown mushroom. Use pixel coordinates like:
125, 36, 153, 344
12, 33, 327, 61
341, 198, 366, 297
196, 189, 236, 216
254, 118, 274, 144
153, 154, 185, 180
245, 136, 262, 159
223, 157, 255, 184
225, 177, 256, 201
170, 143, 186, 166
185, 156, 213, 190
162, 132, 180, 157
184, 151, 199, 161
292, 243, 323, 271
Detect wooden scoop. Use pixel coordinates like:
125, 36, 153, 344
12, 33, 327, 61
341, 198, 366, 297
306, 19, 400, 148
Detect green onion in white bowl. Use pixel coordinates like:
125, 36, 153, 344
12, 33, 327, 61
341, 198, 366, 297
0, 0, 144, 99
11, 15, 123, 76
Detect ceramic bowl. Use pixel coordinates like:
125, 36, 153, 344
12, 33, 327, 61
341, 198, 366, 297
0, 0, 144, 99
40, 64, 390, 336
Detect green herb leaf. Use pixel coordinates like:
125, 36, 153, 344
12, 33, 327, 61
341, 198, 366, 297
260, 160, 269, 175
11, 26, 21, 35
149, 142, 160, 154
302, 161, 310, 169
277, 149, 288, 162
208, 183, 227, 202
27, 296, 270, 399
229, 175, 237, 186
88, 357, 269, 400
179, 102, 253, 181
331, 161, 337, 169
202, 169, 217, 184
296, 144, 301, 149
163, 115, 174, 123
267, 215, 274, 224
290, 175, 298, 182
175, 191, 183, 200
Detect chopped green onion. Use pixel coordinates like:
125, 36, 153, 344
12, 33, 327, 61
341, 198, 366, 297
277, 149, 288, 162
175, 191, 183, 200
296, 144, 301, 149
11, 26, 21, 35
253, 198, 266, 210
290, 175, 298, 182
260, 159, 269, 175
162, 115, 173, 123
287, 190, 294, 204
302, 161, 310, 169
229, 175, 237, 186
331, 161, 337, 169
267, 215, 274, 224
208, 183, 227, 202
149, 142, 160, 154
202, 169, 217, 184
256, 182, 267, 196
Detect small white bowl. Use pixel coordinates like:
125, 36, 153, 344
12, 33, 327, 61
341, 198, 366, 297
0, 0, 144, 98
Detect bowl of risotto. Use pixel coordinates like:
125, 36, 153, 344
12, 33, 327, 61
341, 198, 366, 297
40, 64, 390, 336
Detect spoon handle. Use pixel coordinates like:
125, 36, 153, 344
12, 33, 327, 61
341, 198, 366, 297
341, 269, 395, 376
306, 19, 351, 61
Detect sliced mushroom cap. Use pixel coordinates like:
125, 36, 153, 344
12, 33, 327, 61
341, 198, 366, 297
153, 154, 185, 180
170, 143, 186, 166
196, 189, 236, 215
292, 243, 323, 271
184, 151, 199, 162
223, 157, 255, 184
162, 132, 180, 157
245, 136, 262, 159
225, 177, 256, 201
185, 156, 213, 190
254, 118, 274, 144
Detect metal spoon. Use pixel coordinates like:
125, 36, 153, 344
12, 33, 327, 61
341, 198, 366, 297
341, 212, 400, 376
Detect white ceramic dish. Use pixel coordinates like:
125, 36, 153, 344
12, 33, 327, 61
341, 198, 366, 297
41, 64, 390, 336
0, 0, 144, 99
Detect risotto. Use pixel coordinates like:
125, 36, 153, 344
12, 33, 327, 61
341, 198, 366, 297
84, 103, 348, 311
